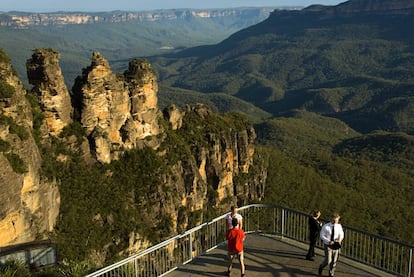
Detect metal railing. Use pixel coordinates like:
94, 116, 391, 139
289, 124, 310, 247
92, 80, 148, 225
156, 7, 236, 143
86, 203, 413, 277
0, 240, 57, 269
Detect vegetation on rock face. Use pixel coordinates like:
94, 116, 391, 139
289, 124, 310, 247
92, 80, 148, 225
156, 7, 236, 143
4, 153, 26, 174
0, 49, 12, 65
0, 115, 29, 140
43, 144, 169, 263
0, 80, 15, 98
25, 92, 45, 144
36, 109, 255, 273
0, 138, 10, 152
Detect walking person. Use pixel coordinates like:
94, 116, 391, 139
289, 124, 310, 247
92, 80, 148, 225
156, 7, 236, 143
227, 217, 246, 277
226, 206, 243, 230
306, 210, 322, 261
319, 213, 344, 277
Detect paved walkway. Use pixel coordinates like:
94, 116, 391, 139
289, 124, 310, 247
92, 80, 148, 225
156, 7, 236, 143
166, 233, 393, 277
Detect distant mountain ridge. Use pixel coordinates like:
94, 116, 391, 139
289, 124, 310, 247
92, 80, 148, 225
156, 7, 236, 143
151, 0, 414, 134
0, 6, 281, 100
304, 0, 414, 12
333, 0, 414, 13
0, 7, 278, 28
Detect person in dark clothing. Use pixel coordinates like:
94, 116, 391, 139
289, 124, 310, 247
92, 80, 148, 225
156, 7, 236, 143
306, 210, 322, 261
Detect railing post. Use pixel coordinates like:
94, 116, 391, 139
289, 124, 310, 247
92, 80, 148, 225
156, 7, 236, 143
134, 258, 138, 276
86, 203, 414, 277
247, 207, 250, 232
189, 233, 193, 261
281, 208, 285, 238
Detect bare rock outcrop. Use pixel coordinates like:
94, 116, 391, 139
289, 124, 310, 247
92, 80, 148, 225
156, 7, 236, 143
0, 50, 60, 247
26, 48, 73, 138
163, 104, 183, 130
72, 52, 162, 163
122, 58, 162, 149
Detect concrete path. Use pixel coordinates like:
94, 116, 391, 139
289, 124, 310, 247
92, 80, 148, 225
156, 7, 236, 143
166, 233, 393, 277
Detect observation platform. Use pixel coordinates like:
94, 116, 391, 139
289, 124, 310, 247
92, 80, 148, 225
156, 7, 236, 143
166, 233, 393, 277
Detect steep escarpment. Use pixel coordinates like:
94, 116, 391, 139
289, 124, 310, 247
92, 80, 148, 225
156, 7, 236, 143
0, 48, 266, 266
165, 104, 259, 211
0, 8, 275, 28
0, 50, 60, 247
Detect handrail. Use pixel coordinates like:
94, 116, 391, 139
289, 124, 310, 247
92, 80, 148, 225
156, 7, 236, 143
0, 240, 57, 269
86, 203, 413, 277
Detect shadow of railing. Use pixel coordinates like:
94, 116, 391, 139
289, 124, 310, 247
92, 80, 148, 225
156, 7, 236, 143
86, 203, 413, 277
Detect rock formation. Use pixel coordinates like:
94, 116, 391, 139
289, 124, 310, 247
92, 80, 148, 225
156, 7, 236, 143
72, 52, 162, 163
0, 48, 265, 265
0, 8, 275, 28
122, 58, 162, 149
0, 49, 60, 246
163, 104, 183, 130
26, 48, 73, 138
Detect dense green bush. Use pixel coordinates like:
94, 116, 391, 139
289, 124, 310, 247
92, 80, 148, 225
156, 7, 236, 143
59, 121, 86, 144
0, 138, 10, 152
5, 153, 26, 173
26, 92, 44, 127
0, 115, 29, 141
0, 79, 15, 98
49, 146, 172, 265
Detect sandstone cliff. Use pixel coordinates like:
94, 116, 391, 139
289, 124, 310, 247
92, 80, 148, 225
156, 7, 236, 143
0, 48, 266, 265
0, 8, 275, 28
72, 52, 162, 163
27, 48, 73, 138
0, 50, 60, 247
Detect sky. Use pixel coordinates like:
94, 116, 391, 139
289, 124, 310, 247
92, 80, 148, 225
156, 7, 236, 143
1, 0, 346, 13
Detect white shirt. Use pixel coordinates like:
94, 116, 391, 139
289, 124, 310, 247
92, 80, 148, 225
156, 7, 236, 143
320, 222, 344, 245
226, 212, 243, 230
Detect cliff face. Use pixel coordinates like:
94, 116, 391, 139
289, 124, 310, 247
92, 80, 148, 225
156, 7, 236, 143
0, 8, 275, 28
0, 50, 60, 246
72, 52, 162, 163
0, 48, 265, 262
26, 48, 73, 138
170, 104, 259, 211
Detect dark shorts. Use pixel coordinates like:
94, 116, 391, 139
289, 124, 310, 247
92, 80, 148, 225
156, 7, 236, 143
228, 251, 244, 260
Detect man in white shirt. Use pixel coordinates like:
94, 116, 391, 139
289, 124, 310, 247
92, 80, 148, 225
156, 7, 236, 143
319, 213, 344, 277
226, 206, 243, 230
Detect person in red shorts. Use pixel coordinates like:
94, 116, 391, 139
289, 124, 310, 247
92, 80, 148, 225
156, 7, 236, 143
226, 217, 246, 277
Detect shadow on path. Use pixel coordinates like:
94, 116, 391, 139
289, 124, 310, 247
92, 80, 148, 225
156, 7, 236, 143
166, 234, 393, 277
